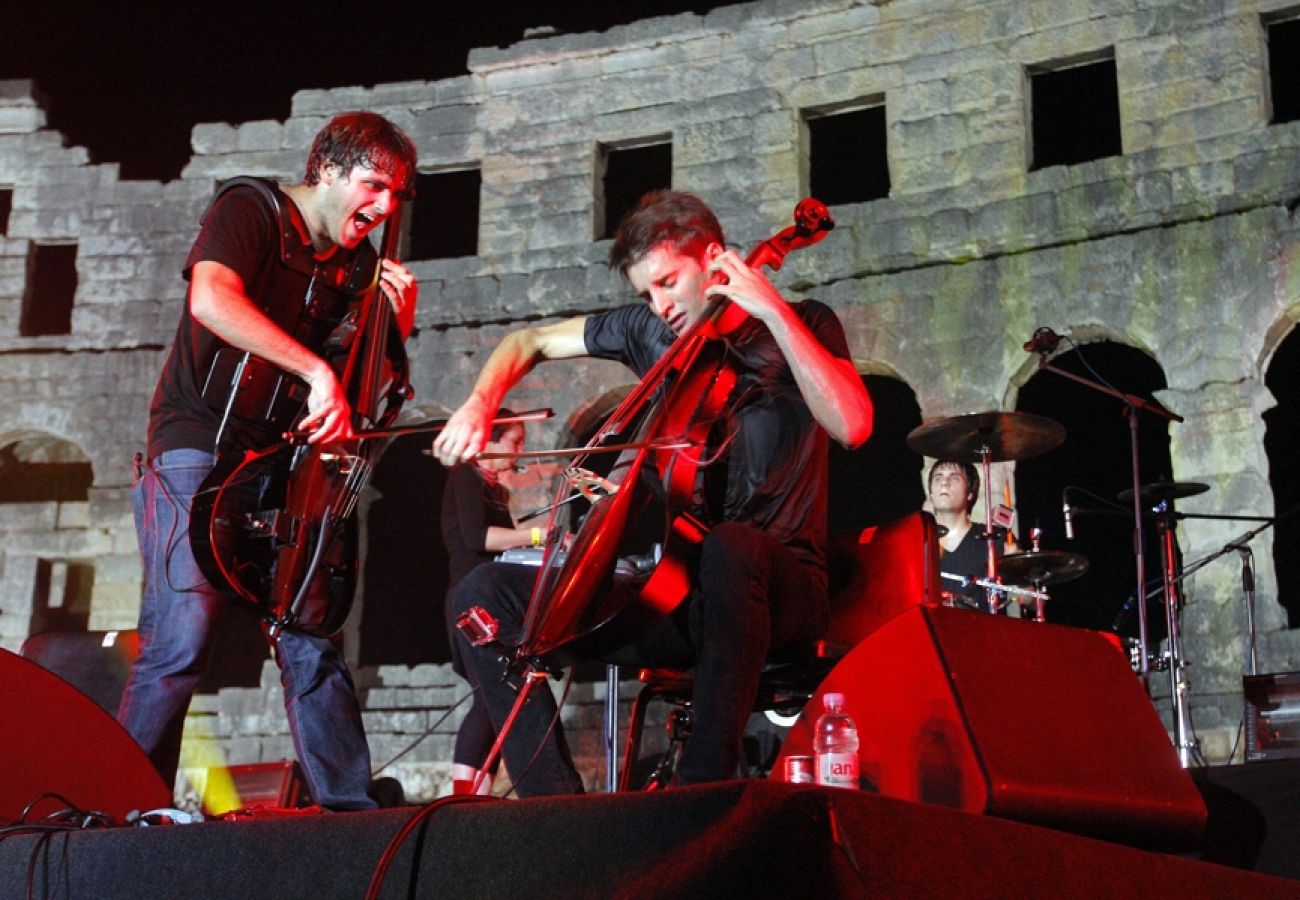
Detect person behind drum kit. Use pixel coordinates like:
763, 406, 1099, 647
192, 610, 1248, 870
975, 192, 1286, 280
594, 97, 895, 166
117, 113, 418, 811
928, 459, 1008, 611
432, 189, 873, 795
440, 411, 545, 795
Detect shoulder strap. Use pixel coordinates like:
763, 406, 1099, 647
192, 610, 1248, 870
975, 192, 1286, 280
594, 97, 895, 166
202, 176, 376, 293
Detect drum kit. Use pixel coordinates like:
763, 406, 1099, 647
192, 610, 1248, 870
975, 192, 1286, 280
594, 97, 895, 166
906, 410, 1093, 621
905, 408, 1275, 768
905, 411, 1220, 630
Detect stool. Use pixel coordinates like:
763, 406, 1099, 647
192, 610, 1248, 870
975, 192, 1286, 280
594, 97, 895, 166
618, 639, 844, 791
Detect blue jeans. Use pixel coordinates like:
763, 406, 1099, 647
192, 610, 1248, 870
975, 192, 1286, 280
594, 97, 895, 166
116, 447, 376, 810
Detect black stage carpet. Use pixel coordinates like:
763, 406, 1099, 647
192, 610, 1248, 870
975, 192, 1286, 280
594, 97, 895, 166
3, 780, 1298, 899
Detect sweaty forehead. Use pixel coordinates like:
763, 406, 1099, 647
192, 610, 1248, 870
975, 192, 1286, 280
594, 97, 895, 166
352, 155, 410, 188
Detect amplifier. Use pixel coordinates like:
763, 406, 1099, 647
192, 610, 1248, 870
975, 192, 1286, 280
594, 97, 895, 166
1244, 672, 1300, 761
201, 760, 307, 815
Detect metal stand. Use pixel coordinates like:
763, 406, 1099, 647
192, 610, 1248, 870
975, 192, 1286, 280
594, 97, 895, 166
1031, 350, 1194, 764
1034, 358, 1180, 685
1153, 498, 1196, 766
1241, 549, 1259, 677
977, 448, 1003, 615
603, 664, 620, 792
471, 666, 550, 796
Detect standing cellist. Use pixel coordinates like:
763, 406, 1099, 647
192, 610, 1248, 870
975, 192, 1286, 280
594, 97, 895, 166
432, 190, 872, 794
118, 113, 418, 811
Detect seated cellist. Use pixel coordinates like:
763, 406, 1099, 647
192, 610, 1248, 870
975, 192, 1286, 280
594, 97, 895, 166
431, 190, 872, 794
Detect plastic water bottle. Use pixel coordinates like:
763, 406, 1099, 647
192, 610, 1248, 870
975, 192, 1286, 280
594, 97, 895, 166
813, 692, 860, 789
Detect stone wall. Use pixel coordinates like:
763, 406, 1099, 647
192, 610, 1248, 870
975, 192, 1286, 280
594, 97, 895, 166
2, 0, 1300, 800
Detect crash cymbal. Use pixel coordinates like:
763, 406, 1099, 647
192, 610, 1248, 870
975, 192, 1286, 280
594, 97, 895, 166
998, 550, 1090, 586
906, 411, 1066, 463
1116, 478, 1210, 505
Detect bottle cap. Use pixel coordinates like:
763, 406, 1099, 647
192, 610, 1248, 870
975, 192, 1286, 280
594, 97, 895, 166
823, 691, 844, 709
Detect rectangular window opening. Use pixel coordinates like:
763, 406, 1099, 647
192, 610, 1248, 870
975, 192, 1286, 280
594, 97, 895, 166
804, 102, 891, 205
1028, 52, 1122, 170
21, 242, 78, 337
1266, 14, 1300, 125
596, 140, 672, 241
0, 188, 12, 235
405, 168, 481, 261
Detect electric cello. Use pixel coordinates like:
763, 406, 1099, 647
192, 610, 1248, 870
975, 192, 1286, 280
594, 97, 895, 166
499, 198, 838, 668
190, 202, 413, 638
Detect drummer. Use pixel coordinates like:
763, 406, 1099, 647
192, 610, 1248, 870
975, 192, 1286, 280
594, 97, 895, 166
927, 459, 1017, 612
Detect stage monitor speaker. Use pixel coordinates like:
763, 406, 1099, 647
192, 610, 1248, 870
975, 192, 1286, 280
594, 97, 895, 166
0, 647, 171, 824
773, 605, 1207, 850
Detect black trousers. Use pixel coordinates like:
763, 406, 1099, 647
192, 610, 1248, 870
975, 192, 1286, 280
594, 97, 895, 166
450, 521, 828, 796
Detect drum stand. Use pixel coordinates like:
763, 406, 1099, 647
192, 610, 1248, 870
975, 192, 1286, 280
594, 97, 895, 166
1152, 497, 1196, 767
977, 448, 1003, 616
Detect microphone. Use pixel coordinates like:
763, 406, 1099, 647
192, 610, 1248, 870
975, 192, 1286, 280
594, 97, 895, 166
1063, 497, 1075, 540
1023, 327, 1061, 355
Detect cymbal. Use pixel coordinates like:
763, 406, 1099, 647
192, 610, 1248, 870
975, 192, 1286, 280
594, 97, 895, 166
998, 550, 1090, 586
1116, 478, 1210, 505
906, 411, 1066, 463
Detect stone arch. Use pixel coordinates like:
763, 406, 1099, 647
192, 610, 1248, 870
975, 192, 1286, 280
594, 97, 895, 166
0, 430, 97, 638
830, 369, 925, 534
1013, 339, 1174, 636
353, 403, 454, 668
1006, 324, 1162, 404
1262, 318, 1300, 627
0, 430, 93, 502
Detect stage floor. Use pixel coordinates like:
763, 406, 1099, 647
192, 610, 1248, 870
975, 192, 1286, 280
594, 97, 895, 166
3, 780, 1297, 899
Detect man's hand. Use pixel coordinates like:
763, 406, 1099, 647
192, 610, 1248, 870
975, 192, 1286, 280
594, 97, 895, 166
431, 396, 493, 466
378, 258, 418, 338
297, 366, 355, 445
704, 248, 787, 324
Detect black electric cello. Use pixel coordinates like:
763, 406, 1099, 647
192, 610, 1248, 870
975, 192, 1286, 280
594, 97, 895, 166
189, 195, 554, 639
189, 199, 413, 638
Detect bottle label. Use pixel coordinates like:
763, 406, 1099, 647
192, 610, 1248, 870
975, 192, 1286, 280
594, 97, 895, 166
816, 751, 858, 788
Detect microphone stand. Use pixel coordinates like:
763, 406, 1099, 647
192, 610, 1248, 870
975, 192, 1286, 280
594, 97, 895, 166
1031, 350, 1190, 758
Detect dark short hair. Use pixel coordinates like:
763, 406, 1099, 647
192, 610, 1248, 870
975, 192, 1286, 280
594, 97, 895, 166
608, 190, 725, 274
303, 112, 417, 196
492, 408, 519, 443
928, 459, 980, 514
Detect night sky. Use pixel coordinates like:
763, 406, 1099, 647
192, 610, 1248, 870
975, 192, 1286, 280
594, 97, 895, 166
0, 1, 725, 181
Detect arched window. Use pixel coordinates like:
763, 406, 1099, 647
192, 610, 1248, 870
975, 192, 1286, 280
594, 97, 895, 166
1264, 328, 1300, 628
0, 435, 91, 502
1015, 341, 1172, 637
357, 430, 450, 667
828, 373, 924, 534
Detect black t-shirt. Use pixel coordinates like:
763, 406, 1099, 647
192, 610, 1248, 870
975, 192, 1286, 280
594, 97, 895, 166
940, 525, 1005, 609
146, 181, 372, 458
441, 463, 516, 591
583, 300, 851, 586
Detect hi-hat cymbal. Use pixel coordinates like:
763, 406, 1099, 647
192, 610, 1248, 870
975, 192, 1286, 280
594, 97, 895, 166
998, 550, 1090, 586
1116, 478, 1210, 505
906, 411, 1066, 463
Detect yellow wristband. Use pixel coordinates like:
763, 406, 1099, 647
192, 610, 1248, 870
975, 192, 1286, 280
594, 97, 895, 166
531, 527, 542, 547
